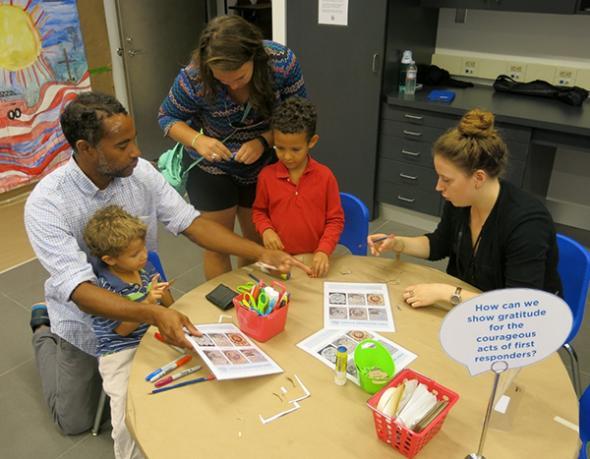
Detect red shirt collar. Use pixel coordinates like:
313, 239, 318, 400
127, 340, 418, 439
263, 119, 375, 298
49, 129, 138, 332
275, 155, 318, 179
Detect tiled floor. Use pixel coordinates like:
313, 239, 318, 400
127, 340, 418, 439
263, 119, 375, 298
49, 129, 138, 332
0, 218, 588, 458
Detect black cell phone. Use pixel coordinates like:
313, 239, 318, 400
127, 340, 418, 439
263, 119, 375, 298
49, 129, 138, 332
205, 284, 238, 310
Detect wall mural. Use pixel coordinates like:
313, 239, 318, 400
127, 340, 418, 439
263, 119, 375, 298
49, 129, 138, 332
0, 0, 90, 193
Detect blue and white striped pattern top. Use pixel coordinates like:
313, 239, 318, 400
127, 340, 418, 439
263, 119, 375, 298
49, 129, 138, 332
92, 262, 156, 356
158, 40, 306, 184
24, 158, 200, 355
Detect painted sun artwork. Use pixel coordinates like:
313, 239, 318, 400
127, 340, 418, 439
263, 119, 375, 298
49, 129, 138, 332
0, 0, 90, 193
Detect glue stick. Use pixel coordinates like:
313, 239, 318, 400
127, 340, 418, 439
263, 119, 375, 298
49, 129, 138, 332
335, 346, 348, 386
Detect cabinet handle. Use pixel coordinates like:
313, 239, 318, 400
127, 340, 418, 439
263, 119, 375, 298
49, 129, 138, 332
400, 173, 417, 180
403, 129, 422, 137
371, 53, 379, 73
401, 149, 420, 157
404, 114, 423, 120
397, 195, 416, 203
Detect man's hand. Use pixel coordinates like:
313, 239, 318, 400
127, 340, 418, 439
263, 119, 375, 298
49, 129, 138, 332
152, 308, 201, 349
262, 228, 284, 250
259, 249, 312, 276
311, 251, 330, 278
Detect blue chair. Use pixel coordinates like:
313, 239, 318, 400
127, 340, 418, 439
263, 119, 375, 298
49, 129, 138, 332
557, 234, 590, 397
339, 192, 370, 256
92, 251, 166, 436
581, 384, 590, 459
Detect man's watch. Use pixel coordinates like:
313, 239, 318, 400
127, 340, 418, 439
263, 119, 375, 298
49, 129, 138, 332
450, 287, 463, 305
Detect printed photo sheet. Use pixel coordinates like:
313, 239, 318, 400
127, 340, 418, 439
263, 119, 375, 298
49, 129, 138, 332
187, 323, 282, 380
297, 328, 417, 386
324, 282, 395, 332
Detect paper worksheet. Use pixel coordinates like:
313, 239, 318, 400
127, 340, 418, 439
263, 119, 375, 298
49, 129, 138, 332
324, 282, 395, 332
187, 323, 282, 381
297, 329, 417, 386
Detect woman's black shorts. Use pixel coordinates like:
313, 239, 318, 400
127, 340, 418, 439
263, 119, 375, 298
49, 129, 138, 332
185, 165, 257, 212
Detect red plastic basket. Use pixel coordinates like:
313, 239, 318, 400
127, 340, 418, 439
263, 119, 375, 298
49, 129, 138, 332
366, 368, 459, 458
233, 293, 289, 342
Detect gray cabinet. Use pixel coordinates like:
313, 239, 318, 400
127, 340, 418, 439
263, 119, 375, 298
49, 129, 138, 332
377, 104, 531, 216
420, 0, 583, 14
287, 0, 438, 217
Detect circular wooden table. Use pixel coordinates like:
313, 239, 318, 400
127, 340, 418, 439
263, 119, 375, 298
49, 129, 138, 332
127, 255, 579, 458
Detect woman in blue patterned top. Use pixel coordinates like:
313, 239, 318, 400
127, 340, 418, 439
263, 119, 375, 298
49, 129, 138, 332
84, 205, 173, 459
158, 15, 306, 279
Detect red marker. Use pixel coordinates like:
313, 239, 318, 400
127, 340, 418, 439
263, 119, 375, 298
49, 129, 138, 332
154, 365, 202, 388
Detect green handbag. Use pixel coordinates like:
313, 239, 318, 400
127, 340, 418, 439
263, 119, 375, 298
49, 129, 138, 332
157, 142, 203, 195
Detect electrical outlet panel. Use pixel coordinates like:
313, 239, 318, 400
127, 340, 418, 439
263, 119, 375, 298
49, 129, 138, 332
525, 64, 556, 83
507, 63, 527, 81
462, 58, 478, 76
431, 53, 589, 87
431, 54, 462, 75
554, 67, 578, 87
576, 69, 590, 91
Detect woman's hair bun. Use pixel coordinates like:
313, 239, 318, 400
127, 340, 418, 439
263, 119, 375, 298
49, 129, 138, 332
458, 108, 495, 138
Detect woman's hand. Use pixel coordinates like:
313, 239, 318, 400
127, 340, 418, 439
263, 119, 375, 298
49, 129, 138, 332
233, 138, 265, 164
402, 283, 453, 308
194, 134, 232, 162
262, 228, 284, 250
311, 251, 330, 278
367, 233, 403, 256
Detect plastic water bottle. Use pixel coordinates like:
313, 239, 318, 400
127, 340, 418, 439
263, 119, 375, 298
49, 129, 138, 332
405, 61, 418, 96
398, 50, 413, 94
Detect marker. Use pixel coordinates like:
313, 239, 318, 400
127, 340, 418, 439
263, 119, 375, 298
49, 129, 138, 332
372, 235, 391, 244
145, 354, 192, 382
248, 273, 261, 283
148, 375, 215, 395
154, 365, 202, 388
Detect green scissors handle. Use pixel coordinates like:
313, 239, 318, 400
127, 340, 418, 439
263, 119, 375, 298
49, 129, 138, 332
256, 290, 269, 314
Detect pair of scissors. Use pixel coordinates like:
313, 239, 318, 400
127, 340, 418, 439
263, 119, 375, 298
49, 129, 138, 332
255, 289, 269, 314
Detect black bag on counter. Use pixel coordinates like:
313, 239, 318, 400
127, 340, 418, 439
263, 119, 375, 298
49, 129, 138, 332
493, 75, 588, 107
417, 64, 474, 88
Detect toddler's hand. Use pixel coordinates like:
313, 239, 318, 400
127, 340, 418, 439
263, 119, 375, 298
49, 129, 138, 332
311, 251, 330, 278
146, 274, 172, 304
262, 229, 284, 251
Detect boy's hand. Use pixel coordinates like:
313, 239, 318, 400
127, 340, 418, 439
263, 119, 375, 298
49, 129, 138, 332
311, 251, 330, 278
146, 274, 172, 304
234, 138, 265, 165
262, 228, 284, 250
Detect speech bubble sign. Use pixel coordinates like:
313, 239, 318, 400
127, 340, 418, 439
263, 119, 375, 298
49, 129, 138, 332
440, 288, 572, 375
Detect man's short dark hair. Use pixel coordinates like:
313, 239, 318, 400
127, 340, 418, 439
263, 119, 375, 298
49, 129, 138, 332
271, 97, 317, 140
60, 92, 127, 151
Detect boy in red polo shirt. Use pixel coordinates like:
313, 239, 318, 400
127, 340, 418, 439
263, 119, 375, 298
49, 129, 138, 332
252, 97, 344, 277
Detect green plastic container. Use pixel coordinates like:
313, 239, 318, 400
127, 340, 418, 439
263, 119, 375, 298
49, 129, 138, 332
354, 339, 395, 394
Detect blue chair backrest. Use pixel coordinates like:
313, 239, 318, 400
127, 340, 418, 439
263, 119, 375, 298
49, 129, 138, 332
557, 234, 590, 343
580, 384, 590, 459
147, 251, 167, 281
339, 192, 369, 256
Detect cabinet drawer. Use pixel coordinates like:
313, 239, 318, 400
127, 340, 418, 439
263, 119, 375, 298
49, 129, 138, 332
379, 135, 434, 167
377, 181, 441, 216
381, 119, 446, 143
496, 124, 531, 145
505, 159, 525, 187
377, 157, 438, 192
382, 104, 457, 130
505, 140, 529, 162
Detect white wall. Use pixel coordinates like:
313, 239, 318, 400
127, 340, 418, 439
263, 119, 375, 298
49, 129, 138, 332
436, 8, 590, 67
436, 8, 590, 227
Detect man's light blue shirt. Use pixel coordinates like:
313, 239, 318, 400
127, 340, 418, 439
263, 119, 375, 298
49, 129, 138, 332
24, 157, 200, 355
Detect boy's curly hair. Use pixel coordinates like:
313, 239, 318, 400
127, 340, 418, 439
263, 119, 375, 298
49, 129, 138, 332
271, 97, 317, 140
84, 205, 147, 259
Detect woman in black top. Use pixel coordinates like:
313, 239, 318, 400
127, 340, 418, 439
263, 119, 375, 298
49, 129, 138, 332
368, 109, 561, 307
